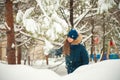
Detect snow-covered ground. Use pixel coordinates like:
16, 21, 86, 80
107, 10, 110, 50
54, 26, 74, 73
62, 59, 120, 80
0, 59, 120, 80
32, 58, 67, 76
0, 63, 60, 80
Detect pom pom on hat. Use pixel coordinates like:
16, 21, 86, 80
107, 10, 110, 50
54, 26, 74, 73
67, 29, 79, 40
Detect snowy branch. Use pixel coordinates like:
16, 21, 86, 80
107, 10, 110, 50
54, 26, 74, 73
80, 27, 91, 34
82, 34, 92, 43
19, 31, 44, 42
59, 7, 71, 27
51, 41, 64, 47
19, 31, 64, 48
115, 27, 120, 37
79, 22, 88, 31
36, 0, 50, 19
104, 27, 114, 36
74, 9, 91, 28
15, 33, 21, 38
4, 22, 11, 31
0, 28, 6, 32
16, 38, 32, 47
14, 25, 24, 32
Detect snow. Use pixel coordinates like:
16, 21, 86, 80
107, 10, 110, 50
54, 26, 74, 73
46, 27, 58, 41
16, 10, 23, 23
0, 59, 120, 80
62, 59, 120, 80
0, 63, 60, 80
119, 2, 120, 9
53, 22, 63, 34
23, 19, 39, 34
23, 7, 34, 19
51, 12, 68, 29
16, 0, 68, 42
16, 7, 40, 34
43, 39, 54, 55
97, 0, 116, 14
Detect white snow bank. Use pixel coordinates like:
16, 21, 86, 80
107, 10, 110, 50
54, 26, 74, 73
0, 59, 120, 80
62, 59, 120, 80
0, 63, 60, 80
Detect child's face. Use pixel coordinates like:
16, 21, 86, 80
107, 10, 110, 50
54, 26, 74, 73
67, 37, 74, 43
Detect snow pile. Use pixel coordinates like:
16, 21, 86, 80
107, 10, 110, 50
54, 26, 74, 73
62, 59, 120, 80
0, 63, 60, 80
0, 59, 120, 80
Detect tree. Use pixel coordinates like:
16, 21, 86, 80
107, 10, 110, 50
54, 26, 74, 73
112, 0, 120, 24
100, 14, 107, 61
0, 42, 2, 60
5, 0, 16, 64
17, 42, 21, 64
90, 16, 97, 62
70, 0, 74, 28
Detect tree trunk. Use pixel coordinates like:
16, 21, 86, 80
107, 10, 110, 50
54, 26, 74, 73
107, 41, 110, 59
100, 14, 106, 61
5, 0, 16, 64
17, 43, 21, 64
70, 0, 74, 28
0, 42, 2, 60
45, 55, 49, 65
90, 17, 97, 62
102, 21, 106, 59
28, 56, 30, 65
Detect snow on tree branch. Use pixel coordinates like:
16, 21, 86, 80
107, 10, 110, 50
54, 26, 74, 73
4, 22, 11, 31
43, 39, 54, 55
74, 9, 90, 28
16, 10, 23, 23
82, 34, 92, 43
104, 27, 114, 36
79, 22, 88, 31
23, 7, 34, 19
97, 0, 116, 14
16, 38, 32, 47
36, 0, 50, 19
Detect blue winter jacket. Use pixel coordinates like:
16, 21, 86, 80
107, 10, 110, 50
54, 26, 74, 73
55, 34, 89, 74
65, 33, 89, 74
65, 43, 89, 73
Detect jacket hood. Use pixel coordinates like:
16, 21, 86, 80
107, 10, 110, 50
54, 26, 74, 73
71, 34, 82, 45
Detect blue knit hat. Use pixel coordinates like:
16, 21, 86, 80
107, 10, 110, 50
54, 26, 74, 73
67, 29, 79, 40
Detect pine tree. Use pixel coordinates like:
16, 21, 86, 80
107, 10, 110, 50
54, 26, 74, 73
5, 0, 16, 64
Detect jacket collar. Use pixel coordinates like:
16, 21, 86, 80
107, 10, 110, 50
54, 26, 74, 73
71, 34, 82, 45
